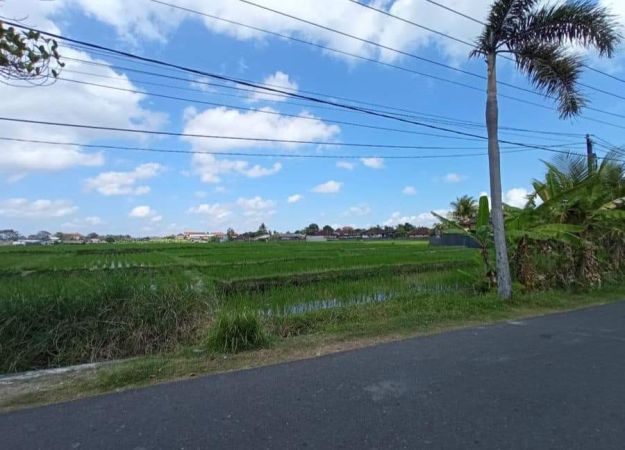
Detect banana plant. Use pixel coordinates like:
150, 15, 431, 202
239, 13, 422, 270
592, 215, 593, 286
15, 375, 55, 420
433, 195, 496, 286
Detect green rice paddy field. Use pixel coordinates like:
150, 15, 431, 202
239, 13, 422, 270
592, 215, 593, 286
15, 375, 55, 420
1, 240, 484, 372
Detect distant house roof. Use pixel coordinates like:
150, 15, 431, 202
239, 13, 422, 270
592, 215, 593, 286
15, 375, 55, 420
61, 233, 84, 240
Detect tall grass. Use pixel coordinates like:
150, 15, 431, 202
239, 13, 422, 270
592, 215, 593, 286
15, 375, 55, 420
206, 311, 268, 353
0, 271, 212, 373
0, 241, 478, 372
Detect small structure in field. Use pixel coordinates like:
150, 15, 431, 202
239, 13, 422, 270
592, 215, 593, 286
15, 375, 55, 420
306, 235, 328, 242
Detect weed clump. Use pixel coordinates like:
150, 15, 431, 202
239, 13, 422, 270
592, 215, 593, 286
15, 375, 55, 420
207, 311, 268, 353
0, 271, 211, 373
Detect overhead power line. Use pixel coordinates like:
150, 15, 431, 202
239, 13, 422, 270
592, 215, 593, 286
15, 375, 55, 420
57, 76, 584, 146
142, 2, 625, 124
0, 116, 594, 159
59, 77, 489, 142
237, 0, 625, 107
235, 0, 539, 97
0, 116, 503, 149
347, 0, 475, 47
583, 66, 625, 85
0, 21, 516, 141
346, 0, 625, 106
0, 136, 530, 159
5, 20, 623, 141
419, 0, 625, 86
1, 135, 611, 162
60, 56, 587, 139
422, 0, 485, 25
144, 0, 558, 114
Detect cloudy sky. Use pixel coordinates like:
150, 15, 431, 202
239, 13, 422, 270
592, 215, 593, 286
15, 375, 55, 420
1, 0, 624, 235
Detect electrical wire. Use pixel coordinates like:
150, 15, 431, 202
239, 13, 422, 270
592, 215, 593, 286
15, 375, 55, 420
0, 136, 601, 160
0, 116, 597, 158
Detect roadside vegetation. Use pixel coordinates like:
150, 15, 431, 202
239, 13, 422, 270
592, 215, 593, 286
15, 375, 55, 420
0, 154, 623, 409
0, 241, 477, 372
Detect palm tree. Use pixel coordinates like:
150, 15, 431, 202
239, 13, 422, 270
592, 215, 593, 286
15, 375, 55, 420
472, 0, 621, 299
450, 195, 478, 227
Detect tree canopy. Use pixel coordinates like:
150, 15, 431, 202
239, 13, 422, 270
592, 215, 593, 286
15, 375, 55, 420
0, 21, 64, 83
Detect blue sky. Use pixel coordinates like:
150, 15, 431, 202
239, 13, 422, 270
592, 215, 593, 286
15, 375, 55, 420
1, 0, 624, 235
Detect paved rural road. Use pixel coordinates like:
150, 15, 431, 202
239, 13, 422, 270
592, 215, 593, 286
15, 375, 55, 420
2, 302, 625, 450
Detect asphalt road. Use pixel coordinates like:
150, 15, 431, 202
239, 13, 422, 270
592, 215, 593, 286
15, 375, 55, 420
2, 302, 625, 450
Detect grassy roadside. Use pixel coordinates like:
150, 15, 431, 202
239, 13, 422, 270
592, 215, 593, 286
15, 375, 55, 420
2, 284, 624, 413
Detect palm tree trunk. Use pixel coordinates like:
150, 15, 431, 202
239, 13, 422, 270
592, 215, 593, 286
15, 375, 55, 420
486, 52, 512, 300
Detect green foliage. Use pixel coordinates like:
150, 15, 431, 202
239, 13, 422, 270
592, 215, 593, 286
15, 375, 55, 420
472, 0, 621, 118
477, 196, 490, 229
507, 152, 625, 289
450, 195, 478, 226
433, 196, 496, 289
0, 241, 479, 372
0, 271, 210, 373
0, 21, 64, 83
206, 311, 268, 353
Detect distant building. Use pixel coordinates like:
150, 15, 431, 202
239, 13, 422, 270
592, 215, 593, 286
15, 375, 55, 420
306, 235, 328, 242
408, 227, 432, 239
179, 231, 226, 242
429, 232, 480, 249
212, 232, 227, 242
59, 233, 85, 244
13, 239, 42, 246
274, 233, 305, 241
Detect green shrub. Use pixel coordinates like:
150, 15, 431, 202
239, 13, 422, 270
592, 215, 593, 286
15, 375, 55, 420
0, 271, 210, 373
207, 311, 268, 353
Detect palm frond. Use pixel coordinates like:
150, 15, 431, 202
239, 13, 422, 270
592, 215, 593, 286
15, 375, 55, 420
512, 42, 585, 118
512, 1, 622, 57
471, 0, 528, 56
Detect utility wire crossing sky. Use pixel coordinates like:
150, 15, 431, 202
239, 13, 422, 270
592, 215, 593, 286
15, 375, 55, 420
1, 0, 624, 235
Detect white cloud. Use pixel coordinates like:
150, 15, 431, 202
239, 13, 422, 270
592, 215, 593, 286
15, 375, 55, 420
0, 46, 167, 178
402, 186, 417, 196
60, 216, 104, 230
336, 161, 355, 171
383, 209, 448, 227
503, 188, 530, 208
129, 206, 152, 218
344, 204, 372, 217
237, 197, 277, 221
63, 0, 491, 63
249, 71, 298, 102
85, 163, 164, 196
245, 162, 283, 178
0, 198, 77, 218
183, 107, 339, 151
600, 1, 625, 30
361, 157, 384, 169
443, 173, 466, 183
129, 205, 162, 222
312, 180, 342, 194
183, 107, 338, 183
287, 194, 303, 204
188, 203, 232, 222
192, 156, 283, 184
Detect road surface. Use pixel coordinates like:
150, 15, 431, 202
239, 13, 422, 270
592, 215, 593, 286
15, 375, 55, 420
2, 302, 625, 449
